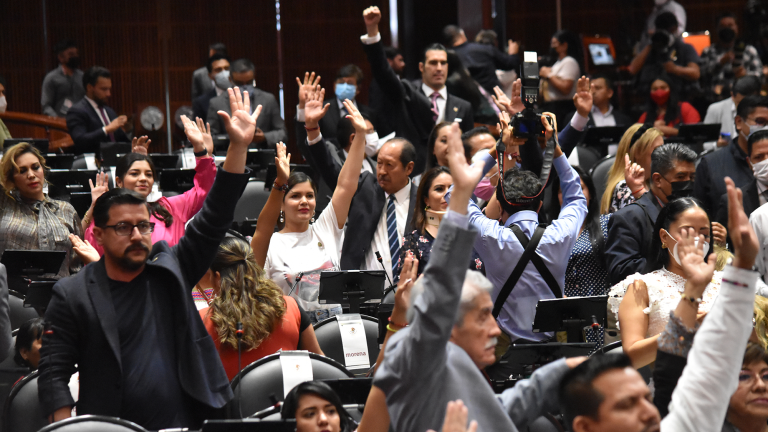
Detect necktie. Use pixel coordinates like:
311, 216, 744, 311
430, 91, 441, 122
387, 195, 401, 275
99, 107, 116, 142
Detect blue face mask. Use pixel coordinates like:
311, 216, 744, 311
335, 83, 357, 101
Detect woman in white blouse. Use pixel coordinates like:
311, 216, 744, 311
263, 93, 366, 323
539, 30, 583, 102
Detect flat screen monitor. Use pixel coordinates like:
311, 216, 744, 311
589, 43, 614, 66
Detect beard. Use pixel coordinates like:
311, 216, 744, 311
116, 243, 150, 271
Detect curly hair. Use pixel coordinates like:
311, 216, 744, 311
754, 296, 768, 351
207, 237, 287, 351
0, 142, 50, 196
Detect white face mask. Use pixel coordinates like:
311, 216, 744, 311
753, 158, 768, 185
364, 132, 380, 158
664, 229, 710, 266
742, 122, 768, 140
0, 95, 6, 113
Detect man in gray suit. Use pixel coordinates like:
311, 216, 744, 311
191, 43, 227, 101
370, 120, 585, 432
206, 58, 287, 148
0, 264, 10, 363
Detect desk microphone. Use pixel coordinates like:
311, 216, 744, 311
375, 251, 395, 291
590, 315, 601, 330
236, 322, 244, 418
288, 272, 304, 296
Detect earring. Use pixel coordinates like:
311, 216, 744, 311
661, 243, 667, 249
425, 205, 430, 211
279, 211, 284, 223
310, 211, 315, 223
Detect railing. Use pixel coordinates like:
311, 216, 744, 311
0, 111, 73, 151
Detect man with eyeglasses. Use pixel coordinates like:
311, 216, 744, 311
696, 95, 768, 220
38, 88, 258, 430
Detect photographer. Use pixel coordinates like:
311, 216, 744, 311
451, 113, 587, 380
629, 12, 700, 100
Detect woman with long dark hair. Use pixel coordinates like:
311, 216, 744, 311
638, 74, 700, 137
281, 381, 355, 432
199, 236, 322, 380
539, 30, 583, 102
423, 121, 453, 174
395, 166, 484, 279
82, 116, 216, 258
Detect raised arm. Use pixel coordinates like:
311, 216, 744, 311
330, 99, 366, 229
361, 6, 406, 103
251, 142, 290, 268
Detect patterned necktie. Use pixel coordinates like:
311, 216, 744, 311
387, 195, 401, 275
430, 91, 441, 122
99, 106, 116, 142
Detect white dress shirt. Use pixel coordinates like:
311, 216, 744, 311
363, 181, 411, 283
422, 83, 448, 123
343, 148, 373, 174
590, 104, 617, 127
85, 96, 109, 137
759, 181, 768, 207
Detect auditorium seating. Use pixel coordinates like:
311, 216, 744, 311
2, 370, 46, 432
313, 314, 380, 375
8, 292, 39, 331
37, 415, 148, 432
590, 155, 615, 202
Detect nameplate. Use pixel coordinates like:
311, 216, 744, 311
337, 314, 370, 370
279, 351, 313, 397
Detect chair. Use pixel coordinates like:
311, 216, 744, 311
71, 155, 89, 170
526, 414, 566, 432
232, 180, 269, 224
229, 352, 353, 418
590, 155, 615, 203
0, 335, 28, 418
37, 415, 147, 432
313, 315, 380, 374
598, 341, 652, 383
2, 370, 46, 432
574, 146, 602, 173
8, 291, 39, 331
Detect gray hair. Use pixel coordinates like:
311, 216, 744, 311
406, 270, 494, 326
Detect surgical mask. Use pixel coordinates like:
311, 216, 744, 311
471, 148, 491, 164
237, 82, 255, 95
719, 27, 736, 44
666, 180, 694, 201
214, 70, 231, 90
65, 56, 80, 69
364, 131, 380, 157
743, 122, 768, 139
335, 83, 356, 101
0, 96, 6, 113
752, 158, 768, 185
651, 89, 670, 106
664, 229, 709, 267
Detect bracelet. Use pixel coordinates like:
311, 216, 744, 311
388, 316, 408, 328
193, 148, 208, 157
386, 324, 402, 333
722, 278, 750, 288
630, 186, 646, 196
304, 125, 320, 131
273, 181, 289, 192
680, 293, 702, 304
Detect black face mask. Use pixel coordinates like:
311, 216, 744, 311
66, 56, 81, 69
666, 180, 694, 201
549, 47, 558, 58
719, 27, 737, 44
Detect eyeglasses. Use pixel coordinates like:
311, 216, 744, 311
738, 369, 768, 386
104, 222, 155, 236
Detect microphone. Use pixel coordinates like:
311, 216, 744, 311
375, 251, 395, 291
590, 315, 601, 330
236, 322, 244, 418
288, 272, 304, 296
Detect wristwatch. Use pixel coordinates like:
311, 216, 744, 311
194, 148, 208, 157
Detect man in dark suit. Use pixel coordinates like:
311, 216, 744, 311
369, 46, 405, 138
66, 66, 129, 155
443, 24, 520, 95
716, 129, 768, 233
191, 43, 227, 101
695, 95, 768, 219
39, 88, 256, 430
606, 143, 697, 284
207, 58, 287, 148
361, 7, 472, 175
192, 53, 230, 121
562, 74, 633, 128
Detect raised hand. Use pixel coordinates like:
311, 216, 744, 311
343, 99, 367, 132
274, 142, 291, 185
677, 227, 716, 293
445, 123, 484, 205
89, 171, 109, 204
573, 76, 592, 118
69, 234, 100, 265
427, 400, 477, 432
131, 136, 151, 155
726, 177, 760, 269
363, 5, 381, 36
217, 87, 262, 148
305, 86, 330, 127
296, 72, 321, 109
391, 251, 419, 326
711, 222, 727, 247
624, 154, 646, 196
197, 117, 214, 156
493, 79, 524, 115
181, 115, 212, 156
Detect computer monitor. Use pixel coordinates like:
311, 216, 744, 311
47, 169, 97, 201
100, 142, 132, 167
149, 153, 181, 169
159, 168, 196, 193
44, 154, 75, 170
1, 250, 66, 277
319, 270, 386, 313
588, 43, 614, 66
201, 420, 297, 432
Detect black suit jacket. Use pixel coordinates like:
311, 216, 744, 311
319, 98, 375, 146
716, 179, 761, 243
193, 88, 217, 122
451, 42, 520, 94
411, 78, 475, 133
694, 139, 754, 219
308, 136, 416, 269
39, 168, 250, 419
606, 191, 663, 285
66, 98, 129, 155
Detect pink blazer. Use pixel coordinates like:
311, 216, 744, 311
85, 157, 217, 255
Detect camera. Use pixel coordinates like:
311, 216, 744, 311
512, 51, 546, 139
651, 30, 674, 61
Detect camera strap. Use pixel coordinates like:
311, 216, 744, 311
496, 120, 558, 207
492, 223, 562, 319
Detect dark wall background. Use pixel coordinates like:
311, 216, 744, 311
0, 0, 750, 154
